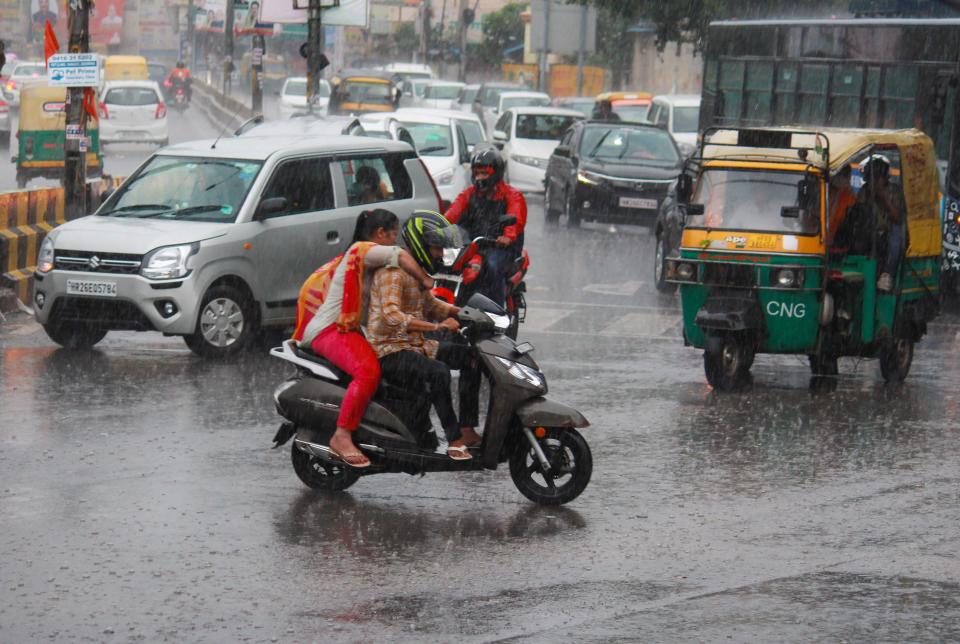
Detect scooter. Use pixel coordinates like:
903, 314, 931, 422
432, 217, 530, 340
270, 293, 592, 505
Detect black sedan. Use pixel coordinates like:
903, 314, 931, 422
543, 120, 682, 228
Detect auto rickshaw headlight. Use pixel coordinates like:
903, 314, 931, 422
676, 262, 695, 281
775, 268, 803, 288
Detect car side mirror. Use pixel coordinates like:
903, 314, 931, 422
553, 145, 570, 158
256, 196, 288, 219
781, 205, 802, 219
493, 141, 504, 150
493, 130, 507, 142
676, 173, 693, 204
684, 203, 705, 217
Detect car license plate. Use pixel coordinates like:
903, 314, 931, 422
66, 280, 118, 297
619, 197, 658, 209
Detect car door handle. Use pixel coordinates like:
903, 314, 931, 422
327, 231, 339, 244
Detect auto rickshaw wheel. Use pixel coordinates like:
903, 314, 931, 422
879, 335, 914, 383
704, 333, 752, 391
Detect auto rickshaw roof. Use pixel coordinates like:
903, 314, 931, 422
595, 91, 652, 102
700, 127, 933, 174
332, 69, 396, 84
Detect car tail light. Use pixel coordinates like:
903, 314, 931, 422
6, 80, 16, 90
0, 100, 8, 115
155, 101, 166, 119
98, 102, 109, 119
419, 158, 443, 211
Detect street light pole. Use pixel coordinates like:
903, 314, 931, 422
306, 0, 324, 112
64, 0, 90, 219
223, 0, 235, 95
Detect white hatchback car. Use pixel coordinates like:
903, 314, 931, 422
33, 136, 440, 357
483, 90, 551, 140
396, 107, 486, 152
419, 80, 465, 110
493, 106, 584, 193
1, 61, 48, 107
99, 81, 168, 146
278, 77, 330, 119
396, 112, 471, 202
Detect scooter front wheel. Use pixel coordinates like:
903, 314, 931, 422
509, 427, 592, 505
291, 442, 360, 492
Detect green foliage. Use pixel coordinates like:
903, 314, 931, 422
393, 22, 419, 57
476, 2, 526, 68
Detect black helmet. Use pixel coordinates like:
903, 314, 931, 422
861, 153, 890, 182
470, 146, 504, 191
401, 211, 460, 273
176, 61, 185, 69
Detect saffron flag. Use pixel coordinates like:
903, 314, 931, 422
44, 19, 59, 65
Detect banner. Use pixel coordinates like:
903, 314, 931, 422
261, 0, 369, 28
195, 0, 226, 33
195, 0, 273, 35
90, 0, 125, 47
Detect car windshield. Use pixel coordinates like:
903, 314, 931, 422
14, 63, 45, 76
686, 169, 821, 236
104, 87, 158, 106
342, 80, 392, 102
501, 95, 550, 110
674, 106, 700, 133
100, 156, 263, 223
457, 120, 484, 147
284, 80, 306, 97
515, 114, 579, 140
579, 126, 679, 165
402, 122, 453, 157
460, 87, 479, 103
612, 103, 649, 122
424, 85, 462, 100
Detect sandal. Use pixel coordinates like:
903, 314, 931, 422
329, 448, 371, 469
447, 445, 473, 461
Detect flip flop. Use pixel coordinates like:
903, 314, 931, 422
329, 448, 371, 469
447, 445, 473, 461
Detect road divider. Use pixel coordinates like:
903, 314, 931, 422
192, 79, 255, 135
0, 177, 122, 313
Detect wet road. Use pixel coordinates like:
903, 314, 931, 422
3, 163, 960, 639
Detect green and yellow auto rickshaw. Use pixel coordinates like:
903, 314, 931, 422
667, 127, 941, 390
14, 86, 103, 188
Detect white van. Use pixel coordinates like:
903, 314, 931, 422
33, 136, 440, 357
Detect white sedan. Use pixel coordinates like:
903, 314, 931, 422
419, 81, 466, 110
396, 112, 471, 202
395, 107, 486, 153
98, 81, 169, 146
278, 77, 330, 119
493, 106, 584, 193
1, 61, 48, 107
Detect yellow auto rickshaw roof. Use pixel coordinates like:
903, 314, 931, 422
595, 91, 652, 102
701, 127, 934, 175
104, 55, 147, 66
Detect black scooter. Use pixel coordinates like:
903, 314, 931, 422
270, 293, 592, 505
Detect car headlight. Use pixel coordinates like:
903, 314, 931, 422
37, 236, 55, 273
775, 268, 803, 288
141, 243, 198, 280
511, 154, 544, 168
577, 170, 602, 185
435, 168, 455, 185
495, 356, 545, 389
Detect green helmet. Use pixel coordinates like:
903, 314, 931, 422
401, 210, 460, 274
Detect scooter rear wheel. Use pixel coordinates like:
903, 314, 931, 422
291, 442, 360, 492
509, 427, 592, 505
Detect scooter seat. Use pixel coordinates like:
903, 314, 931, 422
293, 345, 352, 381
293, 345, 429, 396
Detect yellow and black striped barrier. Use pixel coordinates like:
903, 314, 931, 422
0, 178, 122, 311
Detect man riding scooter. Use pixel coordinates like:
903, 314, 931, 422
444, 147, 527, 307
164, 61, 192, 104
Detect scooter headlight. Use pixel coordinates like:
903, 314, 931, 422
495, 356, 545, 389
488, 312, 511, 330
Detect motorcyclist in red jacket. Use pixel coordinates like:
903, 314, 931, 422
443, 147, 527, 307
164, 61, 193, 102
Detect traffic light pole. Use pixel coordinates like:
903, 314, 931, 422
223, 0, 235, 95
306, 0, 323, 111
64, 0, 90, 219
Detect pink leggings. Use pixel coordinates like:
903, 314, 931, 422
310, 324, 381, 431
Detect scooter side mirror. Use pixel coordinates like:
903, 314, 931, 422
676, 173, 693, 204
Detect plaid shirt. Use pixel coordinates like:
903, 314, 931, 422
367, 267, 454, 359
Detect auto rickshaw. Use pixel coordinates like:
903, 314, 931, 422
593, 91, 652, 122
328, 70, 399, 116
102, 55, 149, 83
14, 86, 103, 188
666, 127, 941, 390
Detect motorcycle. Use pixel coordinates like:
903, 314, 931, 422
164, 80, 189, 112
431, 215, 529, 340
270, 293, 592, 506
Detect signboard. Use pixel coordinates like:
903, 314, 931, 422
90, 0, 124, 47
47, 53, 101, 87
65, 124, 83, 140
261, 0, 368, 28
529, 0, 597, 55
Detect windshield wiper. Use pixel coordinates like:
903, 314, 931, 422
157, 205, 230, 219
418, 145, 449, 154
100, 204, 172, 217
586, 130, 613, 158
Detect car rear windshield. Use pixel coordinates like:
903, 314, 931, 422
457, 120, 484, 147
104, 87, 159, 106
612, 103, 649, 123
501, 96, 550, 110
401, 122, 453, 157
579, 125, 679, 165
516, 114, 579, 140
673, 106, 700, 133
99, 156, 263, 223
14, 64, 45, 76
686, 169, 821, 236
342, 80, 392, 103
424, 85, 461, 100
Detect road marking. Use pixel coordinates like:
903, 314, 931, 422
521, 307, 575, 333
582, 280, 646, 297
599, 311, 681, 337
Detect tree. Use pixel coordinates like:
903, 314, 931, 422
475, 2, 526, 69
393, 22, 419, 58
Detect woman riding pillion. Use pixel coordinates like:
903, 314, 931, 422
443, 147, 527, 307
292, 209, 436, 468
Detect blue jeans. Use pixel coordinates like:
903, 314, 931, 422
478, 248, 514, 307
